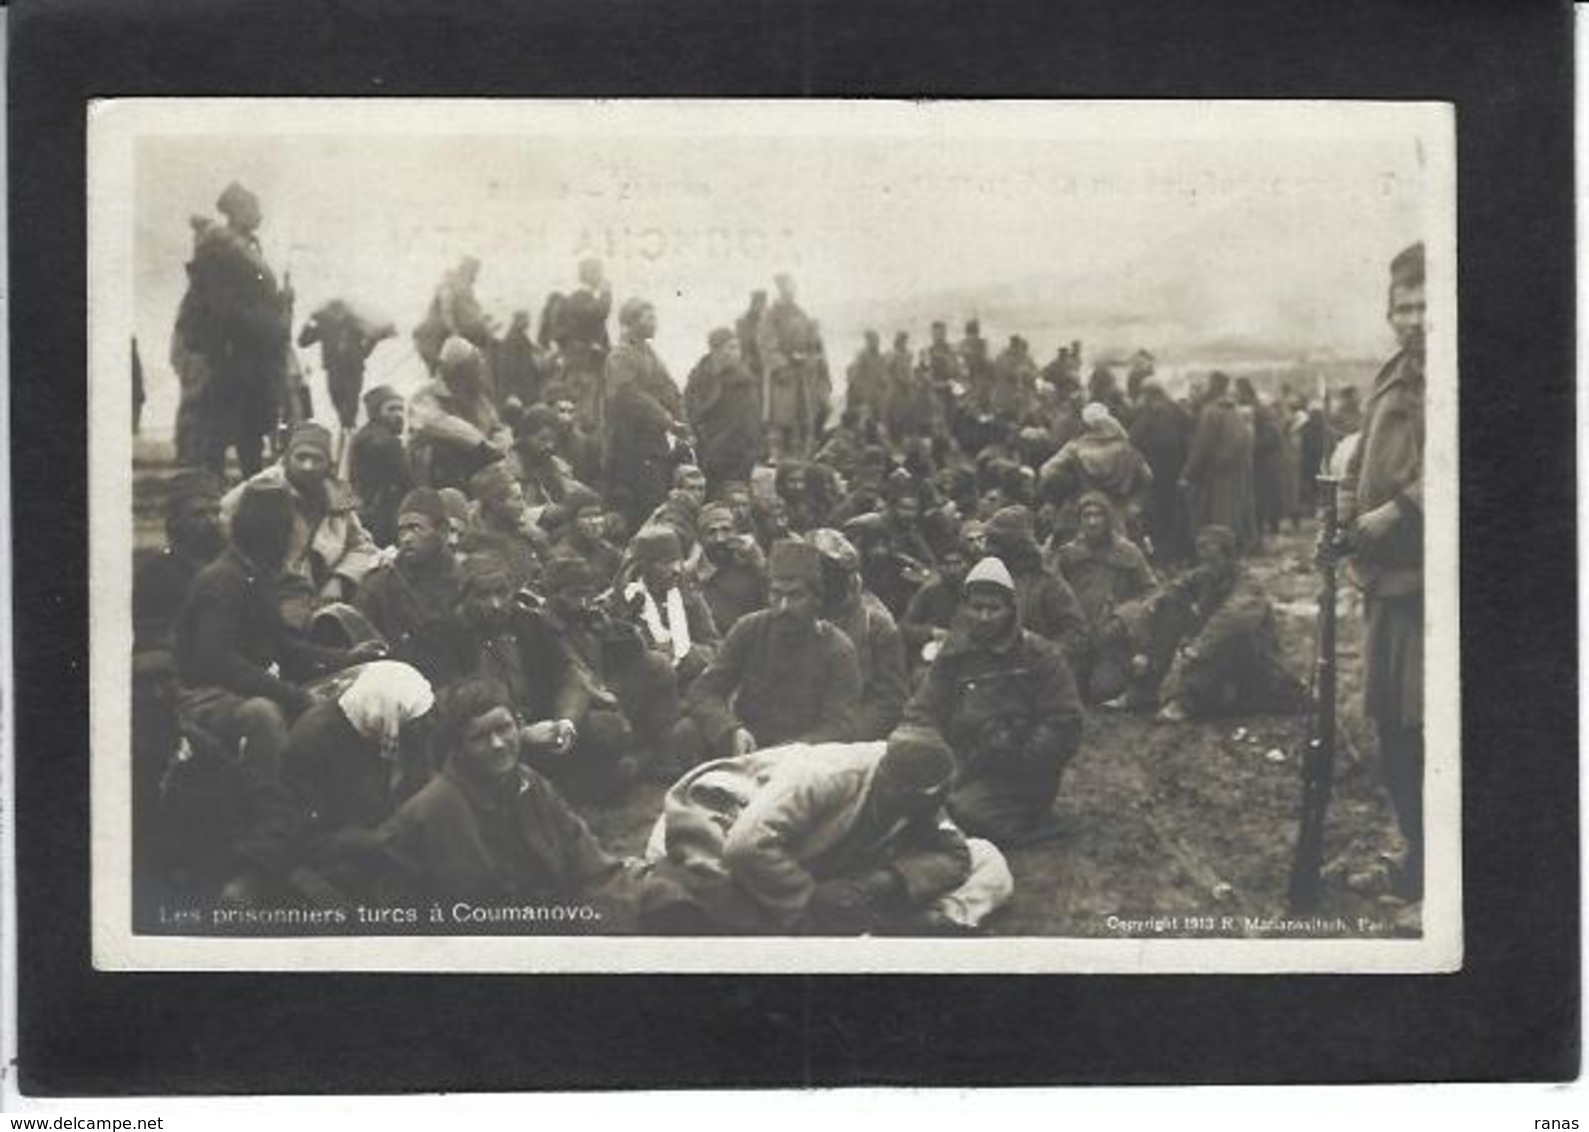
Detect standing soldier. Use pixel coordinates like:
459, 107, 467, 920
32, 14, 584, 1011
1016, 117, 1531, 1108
413, 256, 495, 376
757, 273, 826, 460
553, 257, 613, 429
495, 310, 550, 409
878, 331, 921, 445
183, 182, 295, 479
605, 298, 683, 531
845, 330, 888, 430
298, 298, 396, 440
1129, 378, 1194, 564
736, 290, 768, 427
957, 319, 994, 412
1336, 241, 1426, 906
1180, 371, 1256, 551
918, 320, 964, 439
684, 327, 762, 495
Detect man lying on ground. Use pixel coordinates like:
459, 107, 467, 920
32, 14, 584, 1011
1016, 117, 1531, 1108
642, 726, 1012, 935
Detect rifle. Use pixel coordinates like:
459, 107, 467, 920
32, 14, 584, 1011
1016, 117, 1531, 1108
1287, 381, 1340, 913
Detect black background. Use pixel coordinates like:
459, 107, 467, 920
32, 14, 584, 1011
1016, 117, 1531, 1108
10, 0, 1578, 1093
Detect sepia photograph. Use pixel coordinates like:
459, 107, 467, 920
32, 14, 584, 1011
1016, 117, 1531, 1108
88, 98, 1459, 972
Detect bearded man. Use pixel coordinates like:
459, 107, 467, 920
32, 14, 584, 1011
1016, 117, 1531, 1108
221, 422, 380, 631
459, 460, 548, 589
356, 488, 465, 686
680, 539, 860, 761
693, 501, 767, 633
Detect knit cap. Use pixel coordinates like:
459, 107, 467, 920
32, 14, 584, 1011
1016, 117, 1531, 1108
963, 556, 1016, 593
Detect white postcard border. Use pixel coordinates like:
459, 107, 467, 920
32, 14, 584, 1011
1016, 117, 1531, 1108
87, 98, 1461, 973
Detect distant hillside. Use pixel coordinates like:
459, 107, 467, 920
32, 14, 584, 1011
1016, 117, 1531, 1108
817, 193, 1397, 368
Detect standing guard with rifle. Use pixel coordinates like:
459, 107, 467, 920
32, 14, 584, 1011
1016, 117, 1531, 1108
1293, 240, 1427, 915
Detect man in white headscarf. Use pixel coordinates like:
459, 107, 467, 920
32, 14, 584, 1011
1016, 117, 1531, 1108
277, 660, 440, 897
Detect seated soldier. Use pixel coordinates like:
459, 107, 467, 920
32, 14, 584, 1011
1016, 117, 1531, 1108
693, 500, 767, 634
679, 539, 860, 761
459, 459, 548, 589
773, 460, 836, 534
714, 479, 760, 537
1111, 525, 1306, 721
277, 660, 438, 901
356, 488, 466, 687
135, 468, 226, 667
1051, 491, 1159, 702
612, 525, 720, 690
168, 482, 378, 904
372, 678, 640, 927
408, 335, 512, 492
880, 470, 941, 572
545, 383, 603, 488
827, 444, 892, 526
899, 535, 973, 673
810, 528, 908, 742
513, 554, 681, 797
348, 384, 413, 549
841, 511, 932, 620
132, 468, 225, 918
220, 422, 382, 632
548, 486, 624, 587
750, 491, 794, 553
671, 463, 710, 512
508, 402, 588, 516
641, 727, 1013, 935
438, 487, 470, 553
812, 409, 866, 482
983, 504, 1088, 664
640, 476, 705, 565
902, 556, 1084, 848
446, 551, 544, 709
1038, 401, 1153, 546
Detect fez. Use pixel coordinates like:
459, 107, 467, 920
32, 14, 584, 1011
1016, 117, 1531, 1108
397, 488, 449, 528
768, 539, 822, 588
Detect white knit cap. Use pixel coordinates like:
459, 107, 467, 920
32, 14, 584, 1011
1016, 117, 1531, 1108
963, 556, 1015, 593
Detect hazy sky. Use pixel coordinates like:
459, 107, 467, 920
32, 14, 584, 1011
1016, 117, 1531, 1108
124, 102, 1443, 431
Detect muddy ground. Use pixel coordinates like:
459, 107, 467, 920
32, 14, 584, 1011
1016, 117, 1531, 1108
132, 437, 1412, 939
